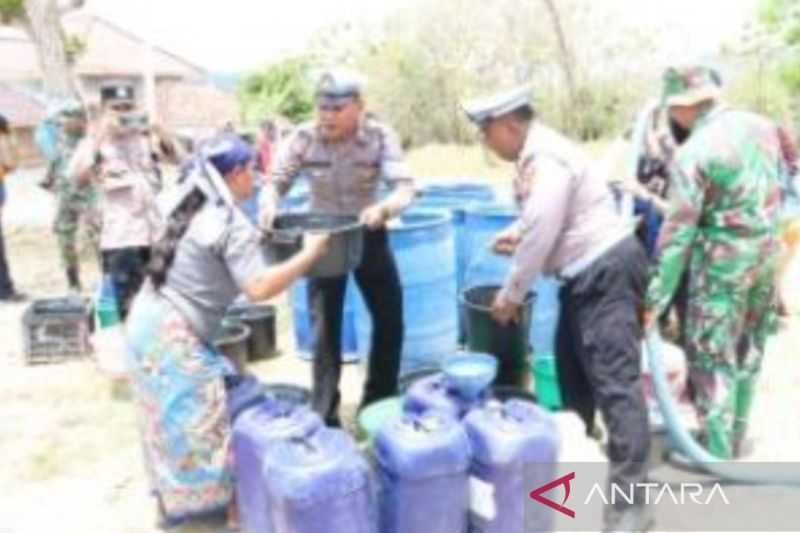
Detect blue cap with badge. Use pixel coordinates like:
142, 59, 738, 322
462, 84, 534, 127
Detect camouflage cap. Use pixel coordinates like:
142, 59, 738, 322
661, 65, 722, 107
46, 97, 85, 120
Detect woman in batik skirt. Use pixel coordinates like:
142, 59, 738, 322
125, 135, 328, 529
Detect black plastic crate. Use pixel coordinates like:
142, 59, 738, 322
22, 298, 90, 365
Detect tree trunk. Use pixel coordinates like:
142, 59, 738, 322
541, 0, 578, 130
22, 0, 76, 98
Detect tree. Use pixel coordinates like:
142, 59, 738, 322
238, 57, 316, 125
541, 0, 578, 130
0, 0, 84, 98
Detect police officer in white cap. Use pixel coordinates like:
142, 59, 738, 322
261, 68, 415, 426
463, 85, 653, 533
68, 81, 165, 318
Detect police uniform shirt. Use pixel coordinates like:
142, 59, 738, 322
270, 118, 413, 215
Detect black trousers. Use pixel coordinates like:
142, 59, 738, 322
555, 236, 651, 501
308, 229, 403, 426
101, 246, 151, 320
0, 216, 16, 296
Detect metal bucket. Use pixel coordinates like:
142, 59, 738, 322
264, 213, 364, 278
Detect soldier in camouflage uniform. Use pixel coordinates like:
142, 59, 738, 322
51, 100, 101, 292
645, 66, 784, 459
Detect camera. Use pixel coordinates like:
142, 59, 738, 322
117, 112, 149, 131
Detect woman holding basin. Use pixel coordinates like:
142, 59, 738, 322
125, 135, 329, 529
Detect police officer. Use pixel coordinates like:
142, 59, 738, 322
261, 69, 415, 426
463, 85, 652, 533
69, 81, 165, 318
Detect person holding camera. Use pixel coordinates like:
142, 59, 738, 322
68, 81, 164, 318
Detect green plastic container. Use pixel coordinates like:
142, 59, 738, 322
96, 300, 121, 329
356, 396, 404, 444
532, 355, 562, 410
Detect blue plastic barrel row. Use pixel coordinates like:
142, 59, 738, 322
415, 180, 496, 294
354, 208, 459, 376
289, 180, 494, 365
288, 185, 561, 369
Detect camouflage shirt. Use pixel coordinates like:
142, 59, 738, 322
54, 131, 98, 202
270, 117, 413, 214
646, 105, 784, 313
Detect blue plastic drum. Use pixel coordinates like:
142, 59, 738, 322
354, 208, 459, 376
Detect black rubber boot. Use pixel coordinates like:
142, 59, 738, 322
66, 266, 81, 292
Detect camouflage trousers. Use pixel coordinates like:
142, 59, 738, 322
684, 248, 779, 459
53, 184, 101, 271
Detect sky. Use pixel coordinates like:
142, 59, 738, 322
84, 0, 762, 73
85, 0, 408, 71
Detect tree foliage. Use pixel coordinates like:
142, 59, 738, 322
296, 0, 657, 146
758, 0, 800, 93
0, 0, 24, 23
240, 0, 790, 146
238, 57, 316, 125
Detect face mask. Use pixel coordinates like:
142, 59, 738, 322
668, 117, 691, 145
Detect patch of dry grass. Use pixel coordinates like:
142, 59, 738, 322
406, 139, 615, 187
407, 143, 514, 182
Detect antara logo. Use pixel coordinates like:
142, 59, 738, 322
529, 472, 731, 518
529, 472, 576, 518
